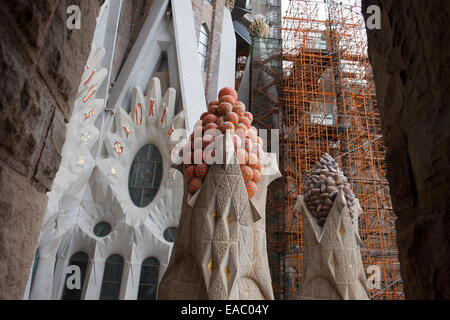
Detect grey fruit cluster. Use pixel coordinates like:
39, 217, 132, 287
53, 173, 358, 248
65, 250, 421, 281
303, 153, 355, 227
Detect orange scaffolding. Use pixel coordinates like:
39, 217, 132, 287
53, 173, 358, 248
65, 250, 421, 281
278, 0, 404, 299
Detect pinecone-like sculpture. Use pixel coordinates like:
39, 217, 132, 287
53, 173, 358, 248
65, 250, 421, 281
249, 18, 270, 38
158, 87, 281, 300
302, 153, 355, 227
225, 0, 235, 11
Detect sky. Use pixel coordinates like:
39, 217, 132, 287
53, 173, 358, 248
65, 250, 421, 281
281, 0, 289, 15
280, 0, 361, 21
280, 0, 329, 21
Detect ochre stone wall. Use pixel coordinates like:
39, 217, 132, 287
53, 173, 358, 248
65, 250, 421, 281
0, 0, 100, 299
362, 0, 450, 299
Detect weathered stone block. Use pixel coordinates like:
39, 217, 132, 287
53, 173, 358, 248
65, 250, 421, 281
0, 163, 48, 299
34, 109, 66, 192
38, 0, 99, 121
0, 22, 56, 177
2, 0, 59, 62
0, 0, 101, 299
363, 0, 450, 299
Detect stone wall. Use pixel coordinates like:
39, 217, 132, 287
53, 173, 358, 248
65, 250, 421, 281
0, 0, 100, 299
362, 0, 450, 299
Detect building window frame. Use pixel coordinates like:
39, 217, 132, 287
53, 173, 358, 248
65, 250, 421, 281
198, 24, 209, 71
137, 257, 160, 300
61, 252, 89, 300
99, 254, 124, 300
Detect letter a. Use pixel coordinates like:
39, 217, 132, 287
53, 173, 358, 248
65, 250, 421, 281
67, 5, 81, 30
366, 5, 381, 30
66, 265, 81, 290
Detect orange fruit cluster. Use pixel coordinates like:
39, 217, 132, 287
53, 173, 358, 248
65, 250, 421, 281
183, 87, 264, 199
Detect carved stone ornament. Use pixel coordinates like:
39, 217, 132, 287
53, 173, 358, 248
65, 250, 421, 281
294, 191, 370, 300
158, 152, 281, 300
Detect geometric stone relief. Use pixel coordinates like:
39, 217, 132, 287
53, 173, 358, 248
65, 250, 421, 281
29, 45, 185, 300
294, 191, 370, 300
158, 149, 281, 300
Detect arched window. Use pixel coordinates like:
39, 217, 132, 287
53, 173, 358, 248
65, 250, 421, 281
137, 257, 160, 300
99, 254, 124, 300
129, 144, 163, 208
163, 227, 178, 243
61, 252, 89, 300
198, 25, 209, 71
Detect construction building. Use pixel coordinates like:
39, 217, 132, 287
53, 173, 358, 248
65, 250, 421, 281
2, 0, 424, 300
234, 0, 403, 300
267, 0, 401, 299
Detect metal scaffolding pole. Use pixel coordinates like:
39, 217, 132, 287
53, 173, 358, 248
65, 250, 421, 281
276, 0, 403, 300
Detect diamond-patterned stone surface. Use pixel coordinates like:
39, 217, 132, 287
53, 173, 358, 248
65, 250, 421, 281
158, 160, 279, 300
214, 217, 230, 242
295, 193, 370, 300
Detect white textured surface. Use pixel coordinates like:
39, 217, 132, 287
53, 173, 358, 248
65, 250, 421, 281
209, 7, 237, 101
172, 0, 207, 132
105, 0, 171, 114
237, 56, 251, 106
29, 47, 185, 300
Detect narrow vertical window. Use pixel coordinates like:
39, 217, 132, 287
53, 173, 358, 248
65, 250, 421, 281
29, 250, 39, 294
198, 25, 209, 71
137, 257, 160, 300
61, 252, 89, 300
100, 254, 124, 300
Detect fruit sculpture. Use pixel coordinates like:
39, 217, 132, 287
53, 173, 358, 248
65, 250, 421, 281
183, 87, 264, 199
302, 153, 356, 227
295, 156, 370, 300
158, 87, 281, 300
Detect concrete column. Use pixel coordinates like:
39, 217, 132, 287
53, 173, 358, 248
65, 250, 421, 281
208, 7, 237, 101
172, 0, 208, 132
83, 259, 105, 300
29, 255, 56, 300
121, 261, 140, 300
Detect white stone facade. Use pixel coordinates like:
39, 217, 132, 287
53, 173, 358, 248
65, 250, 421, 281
26, 0, 237, 300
